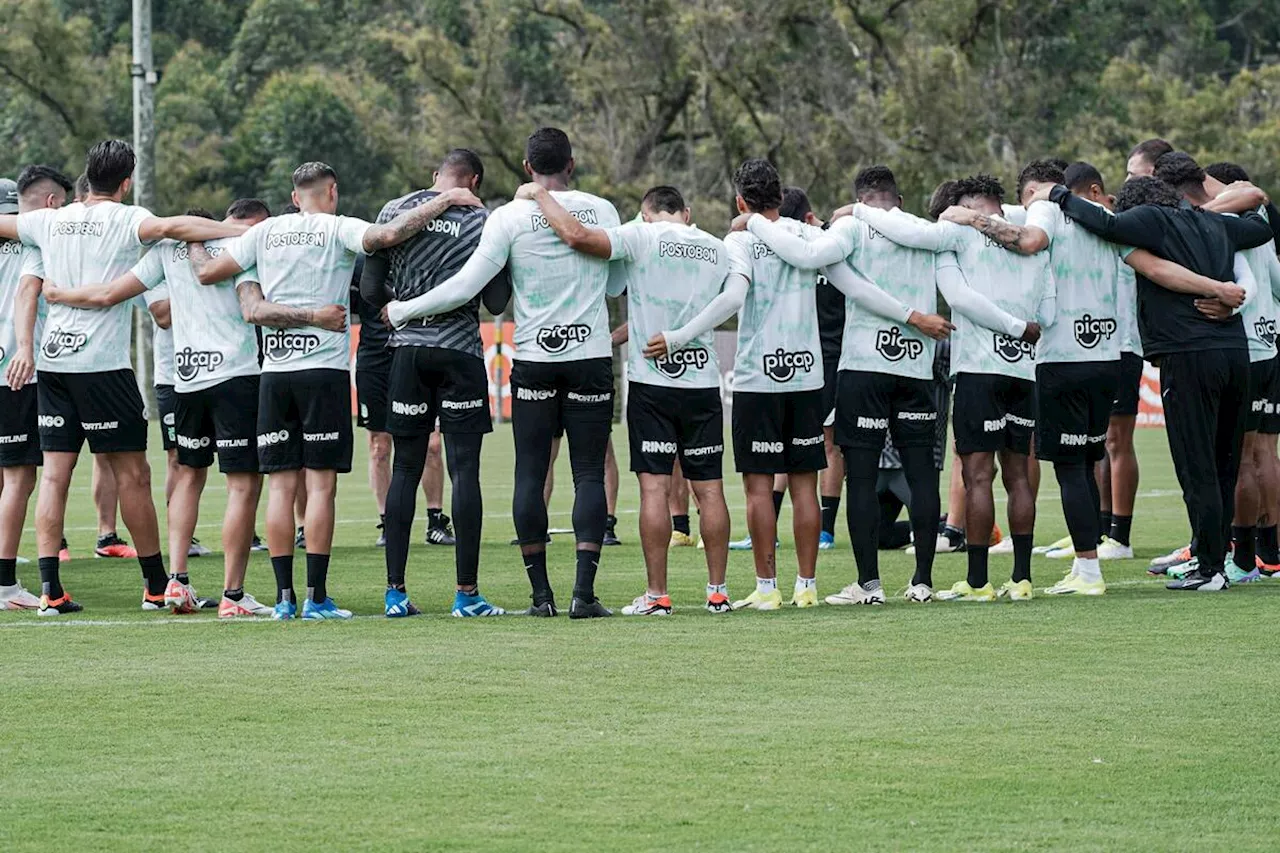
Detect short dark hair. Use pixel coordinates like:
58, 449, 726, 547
85, 139, 136, 194
778, 186, 812, 221
16, 165, 73, 197
184, 207, 215, 220
280, 203, 300, 215
732, 158, 783, 212
854, 165, 899, 201
1048, 158, 1070, 172
226, 198, 271, 220
1115, 176, 1181, 212
927, 180, 960, 220
1015, 159, 1066, 200
525, 127, 573, 176
292, 162, 338, 189
954, 174, 1005, 204
74, 173, 89, 200
1153, 151, 1205, 190
1204, 161, 1250, 185
1064, 162, 1105, 194
1129, 138, 1173, 165
640, 185, 685, 215
439, 148, 484, 188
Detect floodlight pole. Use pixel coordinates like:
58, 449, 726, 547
131, 0, 157, 413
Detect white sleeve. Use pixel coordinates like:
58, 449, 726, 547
20, 247, 44, 279
852, 204, 962, 252
663, 273, 748, 351
744, 215, 852, 268
337, 216, 373, 254
820, 262, 912, 323
227, 225, 260, 271
131, 206, 155, 247
606, 222, 645, 262
1024, 201, 1059, 244
144, 282, 169, 306
935, 253, 1027, 338
386, 252, 503, 327
15, 209, 52, 248
472, 209, 514, 269
131, 248, 166, 289
1233, 252, 1257, 314
1002, 204, 1028, 225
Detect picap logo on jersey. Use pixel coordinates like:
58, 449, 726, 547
762, 348, 815, 382
262, 330, 321, 362
536, 324, 591, 354
1073, 314, 1117, 349
1255, 316, 1277, 348
875, 328, 924, 362
41, 328, 88, 359
175, 348, 225, 381
993, 333, 1036, 363
654, 347, 710, 379
531, 209, 598, 231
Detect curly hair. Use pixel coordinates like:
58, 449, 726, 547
1015, 159, 1066, 201
1115, 176, 1182, 212
1153, 151, 1205, 190
954, 173, 1005, 204
732, 158, 783, 212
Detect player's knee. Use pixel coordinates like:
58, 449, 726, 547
368, 433, 392, 463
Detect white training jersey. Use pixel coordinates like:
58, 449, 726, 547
141, 283, 174, 386
726, 219, 824, 394
0, 242, 45, 385
1236, 208, 1280, 363
227, 212, 369, 374
473, 190, 620, 363
16, 201, 153, 373
1025, 201, 1123, 364
825, 214, 937, 380
607, 220, 727, 389
132, 238, 261, 392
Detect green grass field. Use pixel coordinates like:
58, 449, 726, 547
2, 424, 1278, 852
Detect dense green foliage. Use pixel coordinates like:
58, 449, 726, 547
2, 0, 1278, 220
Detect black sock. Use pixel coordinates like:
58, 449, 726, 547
1012, 533, 1034, 583
223, 587, 244, 601
0, 557, 16, 587
1232, 525, 1256, 573
573, 548, 599, 601
271, 554, 294, 602
1111, 514, 1134, 547
943, 524, 965, 546
672, 514, 691, 536
605, 514, 617, 532
1257, 524, 1279, 565
427, 507, 443, 525
172, 572, 190, 587
1100, 510, 1113, 543
772, 490, 785, 519
966, 545, 989, 589
306, 552, 330, 603
524, 551, 551, 600
38, 556, 62, 599
138, 553, 167, 597
820, 496, 841, 537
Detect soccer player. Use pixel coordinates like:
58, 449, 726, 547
42, 200, 279, 616
1126, 138, 1173, 181
385, 128, 621, 619
852, 175, 1055, 601
359, 148, 509, 618
744, 166, 1028, 603
1030, 171, 1272, 590
0, 139, 249, 614
0, 169, 70, 609
190, 161, 479, 619
518, 182, 735, 615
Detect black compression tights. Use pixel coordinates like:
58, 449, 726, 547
512, 417, 611, 548
843, 444, 941, 587
1055, 460, 1101, 553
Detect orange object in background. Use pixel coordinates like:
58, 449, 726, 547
1137, 362, 1164, 428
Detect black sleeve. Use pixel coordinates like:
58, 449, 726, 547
1052, 185, 1163, 251
481, 264, 512, 316
1220, 211, 1275, 251
358, 252, 395, 309
1266, 202, 1280, 246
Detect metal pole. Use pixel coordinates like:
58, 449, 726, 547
131, 0, 156, 415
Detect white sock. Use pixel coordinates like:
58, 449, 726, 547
795, 575, 816, 590
707, 583, 727, 597
1076, 557, 1102, 582
756, 576, 777, 594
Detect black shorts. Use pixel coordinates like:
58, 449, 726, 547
257, 369, 353, 473
1260, 358, 1280, 435
833, 370, 937, 452
952, 373, 1036, 456
1112, 351, 1144, 417
731, 389, 827, 474
1247, 356, 1276, 433
355, 346, 393, 432
386, 346, 492, 436
0, 384, 41, 467
821, 359, 839, 427
627, 382, 723, 480
36, 369, 147, 454
175, 376, 261, 473
510, 357, 614, 438
1035, 362, 1118, 463
156, 384, 177, 451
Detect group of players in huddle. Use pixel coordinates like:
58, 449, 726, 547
0, 128, 1275, 619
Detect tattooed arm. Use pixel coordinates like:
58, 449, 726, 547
236, 280, 348, 331
361, 187, 484, 252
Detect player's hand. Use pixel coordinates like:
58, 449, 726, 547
829, 204, 855, 222
312, 304, 348, 332
728, 212, 753, 233
1214, 282, 1246, 308
610, 325, 629, 347
940, 205, 978, 226
907, 311, 955, 340
5, 347, 34, 391
513, 183, 545, 202
444, 187, 485, 208
643, 333, 670, 359
42, 284, 67, 304
1021, 322, 1042, 344
1194, 298, 1234, 320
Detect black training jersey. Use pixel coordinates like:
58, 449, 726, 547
815, 272, 844, 364
375, 190, 495, 358
350, 255, 391, 355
